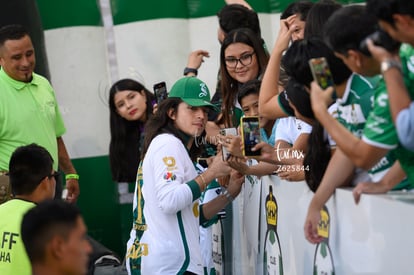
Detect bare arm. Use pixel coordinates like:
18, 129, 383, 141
258, 16, 296, 120
57, 137, 79, 203
202, 169, 244, 219
249, 141, 304, 166
184, 50, 210, 76
353, 160, 407, 204
304, 148, 354, 244
366, 40, 410, 122
382, 66, 410, 120
287, 132, 309, 152
227, 155, 277, 176
195, 151, 232, 190
310, 82, 388, 169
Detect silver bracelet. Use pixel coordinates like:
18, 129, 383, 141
222, 188, 234, 202
381, 59, 402, 74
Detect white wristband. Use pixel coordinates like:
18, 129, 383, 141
222, 188, 234, 202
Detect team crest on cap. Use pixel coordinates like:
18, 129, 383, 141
199, 83, 208, 98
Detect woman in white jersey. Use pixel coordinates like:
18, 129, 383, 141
126, 76, 244, 275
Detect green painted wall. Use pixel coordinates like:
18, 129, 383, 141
72, 156, 131, 257
36, 0, 366, 29
37, 0, 102, 29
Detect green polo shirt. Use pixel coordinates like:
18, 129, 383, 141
0, 69, 66, 170
0, 199, 35, 275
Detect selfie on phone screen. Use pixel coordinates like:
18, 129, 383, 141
241, 117, 261, 156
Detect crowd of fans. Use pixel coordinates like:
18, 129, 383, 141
1, 0, 414, 274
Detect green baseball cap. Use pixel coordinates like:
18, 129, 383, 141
168, 77, 215, 109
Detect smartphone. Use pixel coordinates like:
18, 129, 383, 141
308, 57, 335, 89
197, 157, 209, 168
308, 57, 337, 100
240, 116, 261, 157
219, 127, 237, 160
153, 81, 168, 104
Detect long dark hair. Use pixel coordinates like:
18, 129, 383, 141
218, 28, 269, 127
218, 4, 261, 37
108, 78, 155, 182
141, 98, 204, 162
282, 38, 351, 89
303, 0, 342, 39
304, 122, 332, 192
285, 78, 332, 193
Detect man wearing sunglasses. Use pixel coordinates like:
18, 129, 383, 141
0, 143, 57, 275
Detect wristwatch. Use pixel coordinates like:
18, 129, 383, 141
381, 59, 402, 74
183, 67, 198, 76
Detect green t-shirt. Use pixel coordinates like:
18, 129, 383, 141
362, 79, 398, 149
0, 69, 66, 171
335, 74, 405, 187
362, 45, 414, 188
0, 199, 35, 275
392, 44, 414, 186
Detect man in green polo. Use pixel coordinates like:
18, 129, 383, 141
0, 24, 79, 203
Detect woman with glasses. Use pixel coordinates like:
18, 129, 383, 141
201, 28, 269, 274
214, 27, 269, 129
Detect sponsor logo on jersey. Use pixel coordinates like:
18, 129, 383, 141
163, 171, 176, 181
162, 157, 177, 182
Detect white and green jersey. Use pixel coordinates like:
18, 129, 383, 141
334, 73, 374, 138
198, 163, 221, 275
126, 162, 146, 275
392, 44, 414, 186
336, 74, 408, 187
397, 44, 414, 151
127, 133, 204, 275
362, 50, 414, 188
333, 73, 374, 184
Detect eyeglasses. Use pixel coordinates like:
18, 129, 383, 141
225, 52, 255, 68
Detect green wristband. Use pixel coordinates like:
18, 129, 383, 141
65, 173, 79, 180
